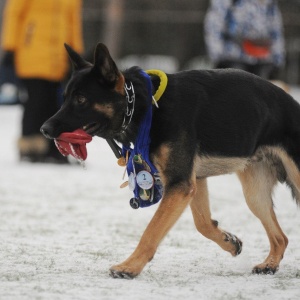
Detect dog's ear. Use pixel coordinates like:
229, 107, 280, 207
64, 43, 91, 71
92, 43, 120, 87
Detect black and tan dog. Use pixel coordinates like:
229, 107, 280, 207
41, 43, 300, 278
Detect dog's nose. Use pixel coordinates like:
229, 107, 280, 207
40, 123, 54, 139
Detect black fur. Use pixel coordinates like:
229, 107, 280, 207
41, 43, 300, 196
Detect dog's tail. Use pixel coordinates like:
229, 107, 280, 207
285, 179, 300, 206
272, 147, 300, 206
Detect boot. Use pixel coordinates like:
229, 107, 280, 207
17, 134, 69, 164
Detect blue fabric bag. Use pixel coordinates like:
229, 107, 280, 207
123, 71, 163, 209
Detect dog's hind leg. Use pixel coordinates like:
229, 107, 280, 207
237, 161, 288, 274
190, 178, 243, 256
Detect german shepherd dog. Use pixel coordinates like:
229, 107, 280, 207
41, 43, 300, 279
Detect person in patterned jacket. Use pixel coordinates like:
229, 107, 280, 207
204, 0, 285, 80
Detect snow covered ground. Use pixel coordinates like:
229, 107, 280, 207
1, 87, 300, 300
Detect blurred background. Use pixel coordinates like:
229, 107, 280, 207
1, 0, 300, 84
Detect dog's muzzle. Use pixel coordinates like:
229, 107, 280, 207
40, 123, 55, 139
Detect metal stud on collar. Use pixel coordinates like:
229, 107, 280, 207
120, 81, 135, 134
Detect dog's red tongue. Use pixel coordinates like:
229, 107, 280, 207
54, 129, 92, 161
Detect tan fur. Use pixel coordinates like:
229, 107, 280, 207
193, 146, 296, 272
111, 145, 299, 277
190, 178, 241, 256
93, 103, 115, 118
93, 73, 125, 118
110, 199, 196, 277
110, 144, 196, 277
195, 155, 249, 178
115, 72, 125, 95
271, 147, 300, 188
110, 187, 193, 277
270, 80, 290, 94
237, 158, 288, 272
151, 144, 171, 186
17, 135, 48, 155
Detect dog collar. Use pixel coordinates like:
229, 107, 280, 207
120, 70, 167, 134
145, 69, 168, 104
120, 81, 135, 133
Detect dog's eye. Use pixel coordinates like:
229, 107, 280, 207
77, 95, 87, 105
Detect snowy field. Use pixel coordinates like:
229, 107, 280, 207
1, 87, 300, 300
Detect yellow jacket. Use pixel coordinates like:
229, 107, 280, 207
1, 0, 84, 81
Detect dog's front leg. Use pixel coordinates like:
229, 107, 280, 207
110, 184, 195, 279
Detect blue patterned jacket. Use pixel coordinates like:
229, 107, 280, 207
204, 0, 285, 67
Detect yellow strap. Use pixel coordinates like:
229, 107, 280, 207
146, 69, 168, 102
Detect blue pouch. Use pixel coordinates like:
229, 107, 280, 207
123, 71, 163, 209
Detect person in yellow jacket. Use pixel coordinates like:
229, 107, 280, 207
1, 0, 84, 163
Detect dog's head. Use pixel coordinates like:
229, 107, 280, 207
40, 43, 125, 140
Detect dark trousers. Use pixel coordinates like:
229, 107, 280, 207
21, 79, 61, 136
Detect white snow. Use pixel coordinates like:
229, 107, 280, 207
1, 88, 300, 299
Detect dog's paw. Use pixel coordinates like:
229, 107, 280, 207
110, 269, 135, 279
252, 256, 281, 275
223, 232, 243, 256
109, 265, 139, 279
252, 264, 279, 275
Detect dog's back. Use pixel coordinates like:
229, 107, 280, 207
152, 69, 300, 158
152, 68, 300, 201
